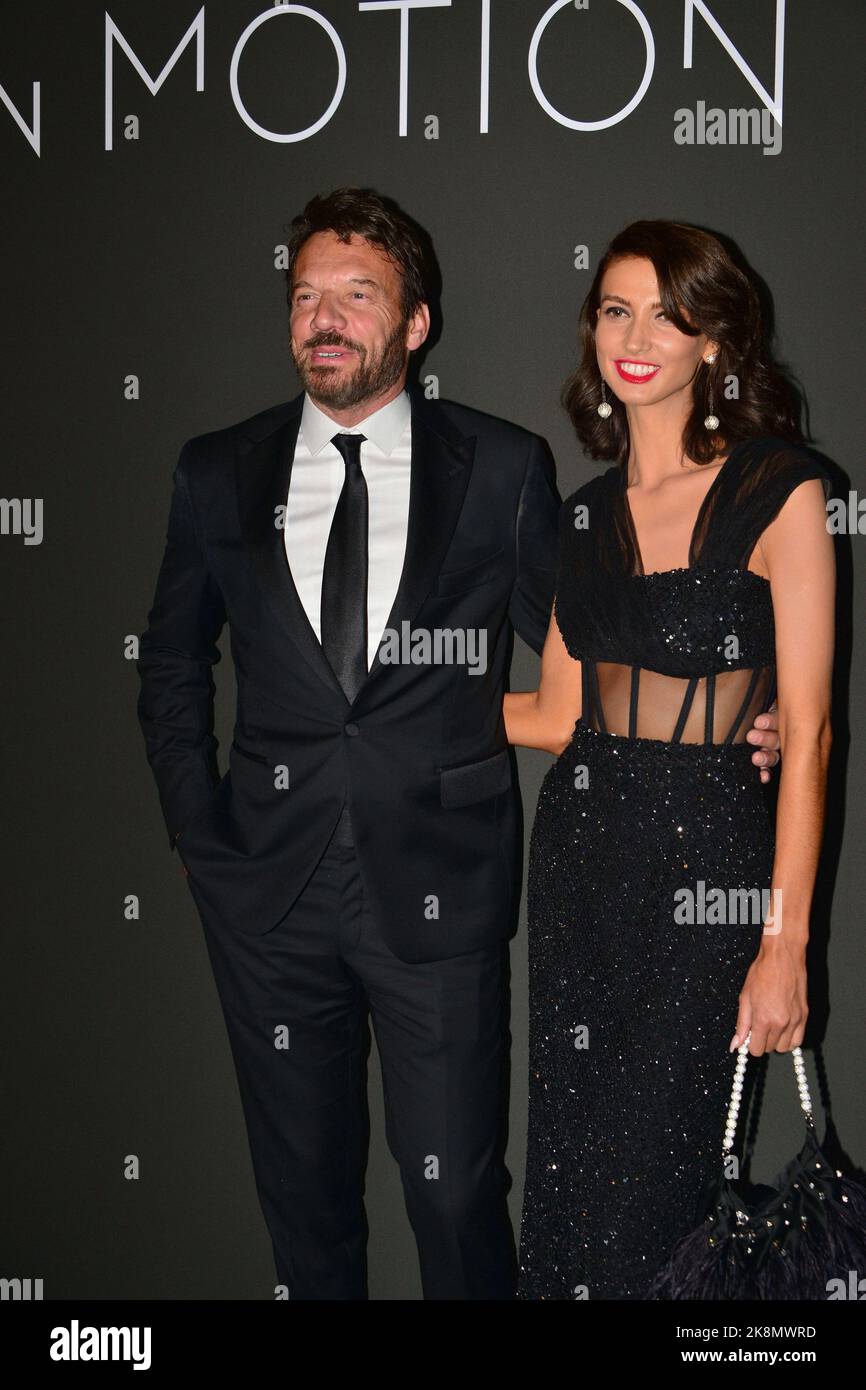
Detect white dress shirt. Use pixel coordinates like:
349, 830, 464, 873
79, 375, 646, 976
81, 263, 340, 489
284, 389, 413, 670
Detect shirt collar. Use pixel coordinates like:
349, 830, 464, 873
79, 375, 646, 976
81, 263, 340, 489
300, 388, 411, 457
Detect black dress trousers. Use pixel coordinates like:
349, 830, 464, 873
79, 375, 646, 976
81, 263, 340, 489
192, 821, 517, 1299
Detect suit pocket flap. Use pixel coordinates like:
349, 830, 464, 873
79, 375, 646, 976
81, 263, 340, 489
435, 547, 505, 596
440, 748, 512, 808
231, 738, 269, 765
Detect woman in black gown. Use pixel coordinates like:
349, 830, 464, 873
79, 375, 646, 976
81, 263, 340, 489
506, 221, 835, 1299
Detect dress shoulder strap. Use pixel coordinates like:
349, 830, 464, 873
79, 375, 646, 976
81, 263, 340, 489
693, 436, 833, 571
557, 470, 618, 578
554, 469, 624, 658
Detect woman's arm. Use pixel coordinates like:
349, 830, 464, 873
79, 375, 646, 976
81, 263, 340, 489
504, 604, 583, 755
731, 477, 835, 1056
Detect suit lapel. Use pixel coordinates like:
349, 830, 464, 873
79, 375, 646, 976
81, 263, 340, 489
361, 387, 476, 693
235, 386, 477, 705
236, 394, 348, 702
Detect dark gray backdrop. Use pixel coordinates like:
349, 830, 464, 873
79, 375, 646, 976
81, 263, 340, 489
3, 0, 863, 1299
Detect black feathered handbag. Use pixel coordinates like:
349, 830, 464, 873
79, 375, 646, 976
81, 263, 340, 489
648, 1034, 866, 1299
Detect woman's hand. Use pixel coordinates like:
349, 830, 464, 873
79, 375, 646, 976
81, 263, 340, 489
729, 936, 808, 1055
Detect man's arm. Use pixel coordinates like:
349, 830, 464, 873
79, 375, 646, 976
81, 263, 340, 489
508, 435, 561, 655
137, 440, 226, 851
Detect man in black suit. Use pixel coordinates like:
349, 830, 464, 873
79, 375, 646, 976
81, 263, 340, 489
137, 188, 781, 1299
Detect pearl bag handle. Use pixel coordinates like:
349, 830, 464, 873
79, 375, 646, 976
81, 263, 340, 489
722, 1031, 815, 1155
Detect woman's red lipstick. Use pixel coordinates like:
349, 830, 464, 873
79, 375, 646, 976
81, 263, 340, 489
614, 360, 661, 383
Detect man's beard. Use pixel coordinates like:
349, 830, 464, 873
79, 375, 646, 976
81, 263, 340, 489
293, 319, 409, 411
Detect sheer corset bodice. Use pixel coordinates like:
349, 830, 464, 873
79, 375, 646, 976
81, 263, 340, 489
581, 660, 775, 745
554, 438, 832, 748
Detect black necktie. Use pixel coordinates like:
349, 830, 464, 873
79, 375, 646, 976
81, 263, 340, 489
320, 433, 369, 702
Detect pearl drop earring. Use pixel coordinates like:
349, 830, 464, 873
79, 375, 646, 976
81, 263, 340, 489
703, 352, 719, 431
597, 379, 612, 419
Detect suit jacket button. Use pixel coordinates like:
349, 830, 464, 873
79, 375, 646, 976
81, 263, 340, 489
345, 722, 360, 737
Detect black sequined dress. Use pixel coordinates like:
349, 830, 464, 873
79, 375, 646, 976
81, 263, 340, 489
517, 438, 831, 1300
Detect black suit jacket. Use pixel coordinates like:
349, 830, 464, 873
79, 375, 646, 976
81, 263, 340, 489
137, 384, 560, 962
